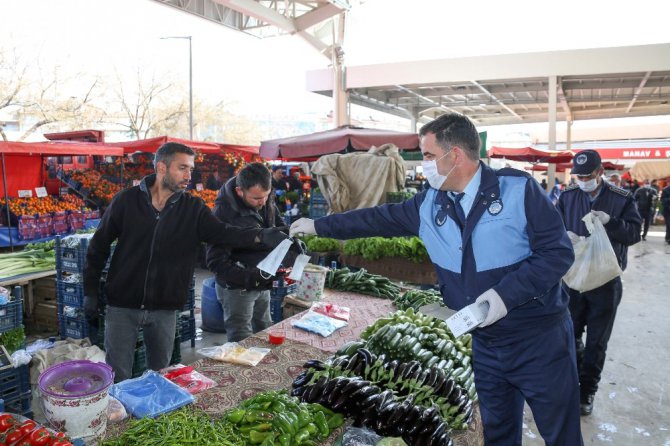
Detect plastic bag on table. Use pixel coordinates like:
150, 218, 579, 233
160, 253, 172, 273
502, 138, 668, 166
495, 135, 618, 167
110, 370, 194, 419
160, 364, 217, 394
563, 212, 623, 292
197, 342, 270, 366
310, 301, 351, 321
291, 310, 348, 337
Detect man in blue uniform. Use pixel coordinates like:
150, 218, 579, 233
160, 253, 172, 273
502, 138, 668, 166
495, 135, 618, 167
556, 150, 641, 416
291, 113, 582, 446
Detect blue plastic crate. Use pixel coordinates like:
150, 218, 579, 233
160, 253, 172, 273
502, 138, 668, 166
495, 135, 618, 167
59, 315, 89, 339
270, 296, 284, 323
2, 390, 32, 418
0, 365, 30, 402
56, 237, 89, 275
0, 299, 23, 333
56, 280, 85, 307
309, 204, 328, 219
310, 191, 327, 205
270, 283, 297, 299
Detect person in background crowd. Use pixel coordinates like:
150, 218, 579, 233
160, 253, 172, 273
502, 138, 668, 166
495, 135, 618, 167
271, 166, 288, 192
84, 143, 291, 382
608, 174, 622, 188
540, 178, 548, 191
633, 179, 658, 241
629, 180, 640, 194
661, 182, 670, 244
556, 150, 641, 416
206, 163, 293, 342
287, 169, 303, 193
206, 171, 222, 191
290, 113, 583, 446
549, 178, 563, 205
650, 179, 660, 192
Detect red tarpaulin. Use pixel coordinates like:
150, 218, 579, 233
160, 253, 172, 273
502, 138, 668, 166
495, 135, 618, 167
259, 125, 420, 160
107, 136, 259, 160
488, 146, 574, 164
0, 141, 123, 197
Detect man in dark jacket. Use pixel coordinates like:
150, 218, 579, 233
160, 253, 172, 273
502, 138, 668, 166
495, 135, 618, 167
207, 163, 290, 342
556, 150, 641, 416
84, 143, 289, 382
633, 180, 658, 240
662, 184, 670, 244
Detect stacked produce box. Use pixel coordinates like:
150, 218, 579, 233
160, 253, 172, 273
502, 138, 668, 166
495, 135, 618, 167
55, 235, 91, 340
309, 190, 328, 219
0, 288, 31, 418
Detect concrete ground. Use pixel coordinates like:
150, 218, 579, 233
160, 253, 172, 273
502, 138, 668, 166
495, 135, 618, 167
183, 225, 670, 445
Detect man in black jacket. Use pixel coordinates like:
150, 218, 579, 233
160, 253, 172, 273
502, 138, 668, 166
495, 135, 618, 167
207, 163, 289, 342
84, 143, 289, 382
633, 180, 658, 240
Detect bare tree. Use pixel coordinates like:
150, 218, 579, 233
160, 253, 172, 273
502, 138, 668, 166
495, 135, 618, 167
111, 70, 187, 140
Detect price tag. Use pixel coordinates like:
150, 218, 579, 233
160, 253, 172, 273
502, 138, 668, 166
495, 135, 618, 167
35, 187, 48, 198
132, 180, 141, 186
59, 187, 69, 196
445, 301, 489, 337
195, 183, 204, 191
18, 189, 33, 198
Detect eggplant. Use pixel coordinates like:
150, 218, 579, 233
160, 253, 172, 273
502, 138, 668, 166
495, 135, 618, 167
375, 390, 394, 411
404, 404, 422, 426
457, 393, 470, 412
357, 347, 373, 364
292, 370, 311, 388
327, 377, 348, 405
386, 359, 399, 372
345, 352, 362, 371
290, 385, 305, 397
441, 379, 455, 398
303, 359, 327, 370
448, 386, 462, 405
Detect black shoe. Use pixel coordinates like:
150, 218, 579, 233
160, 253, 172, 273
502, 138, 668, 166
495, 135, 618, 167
580, 394, 594, 416
642, 236, 646, 241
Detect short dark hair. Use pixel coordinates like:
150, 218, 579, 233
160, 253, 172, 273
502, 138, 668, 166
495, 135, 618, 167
236, 162, 271, 191
419, 113, 481, 161
154, 142, 195, 169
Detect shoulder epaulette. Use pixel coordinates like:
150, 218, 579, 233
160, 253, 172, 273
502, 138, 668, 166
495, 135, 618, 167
607, 183, 632, 197
563, 184, 580, 192
495, 167, 531, 178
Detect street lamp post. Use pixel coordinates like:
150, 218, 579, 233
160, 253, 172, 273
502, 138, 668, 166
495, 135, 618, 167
161, 36, 193, 140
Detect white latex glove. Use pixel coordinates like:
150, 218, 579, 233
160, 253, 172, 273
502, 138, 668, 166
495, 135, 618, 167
566, 231, 584, 246
476, 289, 508, 328
591, 210, 610, 225
290, 218, 316, 237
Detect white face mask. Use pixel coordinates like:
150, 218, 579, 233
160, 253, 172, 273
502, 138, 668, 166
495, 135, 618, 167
422, 151, 456, 190
577, 178, 598, 193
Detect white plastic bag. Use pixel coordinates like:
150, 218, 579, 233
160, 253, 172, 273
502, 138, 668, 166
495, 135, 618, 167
563, 213, 622, 292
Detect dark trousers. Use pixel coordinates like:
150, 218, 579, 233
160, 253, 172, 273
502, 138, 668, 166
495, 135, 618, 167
664, 209, 670, 242
473, 314, 583, 446
639, 208, 653, 238
566, 277, 622, 396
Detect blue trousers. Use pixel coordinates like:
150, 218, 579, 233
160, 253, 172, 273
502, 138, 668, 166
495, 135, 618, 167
104, 306, 177, 382
473, 314, 583, 446
215, 285, 272, 342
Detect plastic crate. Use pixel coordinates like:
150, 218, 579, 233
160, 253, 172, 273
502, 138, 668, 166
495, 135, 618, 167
179, 316, 196, 344
58, 315, 89, 339
0, 365, 30, 402
170, 336, 181, 365
0, 299, 23, 333
270, 296, 284, 323
55, 236, 89, 275
56, 280, 85, 307
309, 204, 328, 219
2, 390, 32, 418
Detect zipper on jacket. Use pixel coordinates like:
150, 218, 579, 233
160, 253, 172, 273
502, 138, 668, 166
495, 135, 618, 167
141, 212, 161, 309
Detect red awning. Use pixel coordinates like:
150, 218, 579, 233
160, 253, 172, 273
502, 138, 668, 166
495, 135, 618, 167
107, 136, 223, 154
488, 146, 574, 164
0, 140, 123, 156
523, 160, 624, 172
218, 143, 259, 156
259, 125, 420, 160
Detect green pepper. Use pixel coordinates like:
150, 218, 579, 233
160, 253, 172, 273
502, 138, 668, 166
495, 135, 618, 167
271, 400, 286, 412
273, 412, 295, 436
226, 408, 246, 424
278, 433, 292, 446
293, 428, 310, 444
245, 410, 275, 423
326, 413, 345, 429
313, 411, 329, 438
260, 435, 276, 446
304, 422, 318, 435
297, 409, 312, 428
249, 430, 271, 444
307, 403, 334, 416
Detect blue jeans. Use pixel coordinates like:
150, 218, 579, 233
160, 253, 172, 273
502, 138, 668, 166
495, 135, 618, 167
215, 285, 272, 342
104, 306, 177, 382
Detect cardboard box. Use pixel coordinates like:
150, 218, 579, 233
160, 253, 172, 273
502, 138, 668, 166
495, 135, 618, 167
339, 254, 437, 284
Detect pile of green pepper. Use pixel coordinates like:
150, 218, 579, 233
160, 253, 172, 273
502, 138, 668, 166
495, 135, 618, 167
225, 390, 344, 446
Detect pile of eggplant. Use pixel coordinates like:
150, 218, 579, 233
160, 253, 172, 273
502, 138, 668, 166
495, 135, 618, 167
295, 348, 473, 431
292, 373, 454, 446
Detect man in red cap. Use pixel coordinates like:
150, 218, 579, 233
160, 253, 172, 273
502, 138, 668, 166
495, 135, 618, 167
556, 149, 641, 415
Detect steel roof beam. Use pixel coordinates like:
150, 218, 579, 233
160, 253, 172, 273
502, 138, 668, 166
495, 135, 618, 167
470, 80, 522, 120
625, 71, 652, 113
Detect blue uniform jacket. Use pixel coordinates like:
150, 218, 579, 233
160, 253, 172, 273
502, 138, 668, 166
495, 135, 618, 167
556, 183, 641, 271
315, 162, 575, 341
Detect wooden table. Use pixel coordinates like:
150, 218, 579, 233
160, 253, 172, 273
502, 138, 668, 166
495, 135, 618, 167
0, 270, 56, 317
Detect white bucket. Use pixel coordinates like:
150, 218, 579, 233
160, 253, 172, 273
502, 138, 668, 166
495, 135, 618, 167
38, 360, 114, 445
296, 264, 328, 301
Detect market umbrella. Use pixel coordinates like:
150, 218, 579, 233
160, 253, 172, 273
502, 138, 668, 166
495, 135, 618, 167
259, 125, 419, 160
488, 146, 574, 164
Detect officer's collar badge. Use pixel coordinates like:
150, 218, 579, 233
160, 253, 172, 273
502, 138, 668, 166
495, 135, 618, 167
488, 200, 503, 215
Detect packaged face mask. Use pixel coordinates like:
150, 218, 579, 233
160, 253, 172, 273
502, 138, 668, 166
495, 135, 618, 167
257, 239, 292, 275
288, 254, 311, 281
